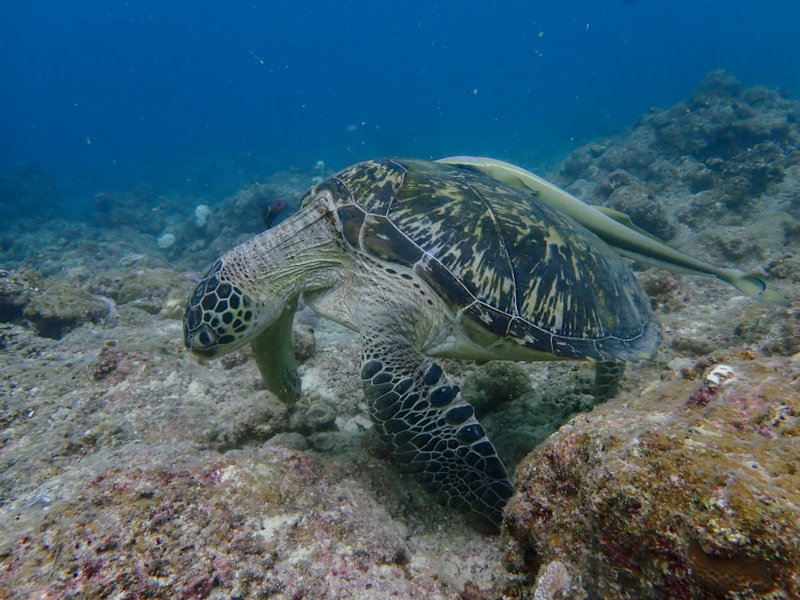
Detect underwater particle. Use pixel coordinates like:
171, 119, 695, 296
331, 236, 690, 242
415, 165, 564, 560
157, 233, 176, 249
194, 204, 211, 227
705, 364, 736, 391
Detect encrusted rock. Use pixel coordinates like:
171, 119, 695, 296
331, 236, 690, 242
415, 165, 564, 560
292, 323, 316, 362
0, 453, 469, 600
766, 253, 800, 283
115, 268, 193, 310
303, 400, 337, 432
23, 281, 109, 339
551, 70, 800, 272
504, 358, 800, 599
670, 336, 717, 356
0, 269, 37, 322
532, 560, 586, 600
605, 184, 676, 240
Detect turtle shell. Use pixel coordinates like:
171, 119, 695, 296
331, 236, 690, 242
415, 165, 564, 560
315, 158, 660, 362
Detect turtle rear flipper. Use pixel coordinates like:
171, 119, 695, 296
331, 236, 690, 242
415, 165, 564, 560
360, 330, 514, 533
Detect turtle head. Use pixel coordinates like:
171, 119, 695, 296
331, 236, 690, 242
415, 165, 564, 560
183, 259, 266, 358
184, 198, 343, 363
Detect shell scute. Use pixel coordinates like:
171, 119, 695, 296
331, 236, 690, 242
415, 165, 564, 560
414, 256, 475, 308
361, 214, 423, 267
388, 170, 516, 314
334, 159, 408, 215
329, 158, 660, 361
463, 302, 511, 338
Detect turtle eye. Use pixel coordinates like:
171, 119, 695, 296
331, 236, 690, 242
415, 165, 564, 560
194, 324, 216, 348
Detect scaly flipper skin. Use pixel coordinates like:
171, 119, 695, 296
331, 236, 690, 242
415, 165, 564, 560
360, 330, 514, 533
251, 298, 301, 404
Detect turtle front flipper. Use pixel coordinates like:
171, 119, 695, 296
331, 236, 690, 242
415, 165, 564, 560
360, 333, 514, 533
594, 361, 625, 403
251, 298, 301, 404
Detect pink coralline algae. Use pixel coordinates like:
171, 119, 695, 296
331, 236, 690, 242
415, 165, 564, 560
0, 446, 504, 599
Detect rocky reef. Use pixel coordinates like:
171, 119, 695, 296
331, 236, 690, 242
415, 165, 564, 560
3, 449, 502, 599
1, 72, 800, 599
496, 71, 800, 600
554, 70, 799, 272
0, 310, 514, 599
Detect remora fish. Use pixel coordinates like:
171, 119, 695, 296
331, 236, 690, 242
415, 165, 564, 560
437, 156, 790, 308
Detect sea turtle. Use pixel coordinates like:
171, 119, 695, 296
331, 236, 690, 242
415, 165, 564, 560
183, 157, 787, 532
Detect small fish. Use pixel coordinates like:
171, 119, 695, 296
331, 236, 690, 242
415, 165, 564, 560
261, 199, 287, 229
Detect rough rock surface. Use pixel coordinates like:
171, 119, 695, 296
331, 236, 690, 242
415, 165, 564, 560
504, 357, 800, 600
3, 450, 503, 600
0, 315, 515, 599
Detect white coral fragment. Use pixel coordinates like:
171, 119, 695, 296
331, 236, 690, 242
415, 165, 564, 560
157, 232, 175, 249
194, 204, 211, 226
705, 364, 736, 391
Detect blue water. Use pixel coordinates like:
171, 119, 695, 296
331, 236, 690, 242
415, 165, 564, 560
2, 1, 799, 204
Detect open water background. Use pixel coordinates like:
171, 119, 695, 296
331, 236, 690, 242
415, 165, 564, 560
2, 0, 800, 207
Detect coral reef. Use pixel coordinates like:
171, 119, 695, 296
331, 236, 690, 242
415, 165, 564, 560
0, 269, 110, 339
2, 450, 499, 600
532, 561, 586, 600
462, 361, 533, 417
92, 185, 162, 233
0, 310, 513, 599
1, 73, 800, 599
178, 165, 328, 269
461, 361, 606, 472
